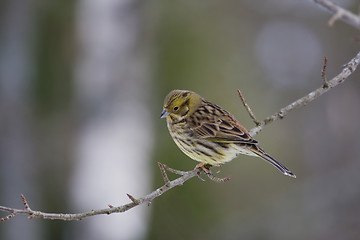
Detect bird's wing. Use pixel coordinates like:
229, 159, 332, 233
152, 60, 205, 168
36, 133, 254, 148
211, 122, 257, 144
188, 103, 257, 144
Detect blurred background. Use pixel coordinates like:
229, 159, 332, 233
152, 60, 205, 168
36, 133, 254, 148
1, 0, 360, 239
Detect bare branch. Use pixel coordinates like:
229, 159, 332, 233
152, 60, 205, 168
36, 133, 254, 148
0, 168, 201, 221
237, 89, 261, 125
163, 164, 188, 176
312, 0, 360, 29
157, 162, 170, 185
1, 51, 360, 222
249, 51, 360, 136
322, 56, 329, 87
0, 213, 15, 222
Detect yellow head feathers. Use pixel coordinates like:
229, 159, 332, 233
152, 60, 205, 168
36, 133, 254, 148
160, 90, 202, 120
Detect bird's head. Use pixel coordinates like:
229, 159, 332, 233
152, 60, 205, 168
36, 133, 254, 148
160, 90, 202, 122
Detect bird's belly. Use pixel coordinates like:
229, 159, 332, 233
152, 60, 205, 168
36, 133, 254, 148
168, 122, 255, 165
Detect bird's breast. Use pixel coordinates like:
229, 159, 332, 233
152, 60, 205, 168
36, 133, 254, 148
166, 120, 241, 165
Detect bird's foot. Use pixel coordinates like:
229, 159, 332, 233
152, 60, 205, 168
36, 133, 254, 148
194, 163, 231, 183
194, 162, 212, 174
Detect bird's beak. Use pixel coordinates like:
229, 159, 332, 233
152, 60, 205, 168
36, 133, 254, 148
160, 109, 170, 119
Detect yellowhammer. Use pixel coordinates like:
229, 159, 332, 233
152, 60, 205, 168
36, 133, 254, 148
160, 90, 296, 178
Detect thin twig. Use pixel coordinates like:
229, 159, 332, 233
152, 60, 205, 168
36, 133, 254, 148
126, 194, 140, 205
0, 213, 15, 222
163, 163, 206, 181
312, 0, 360, 29
163, 164, 188, 176
21, 194, 30, 210
157, 162, 170, 185
322, 56, 329, 87
328, 11, 343, 26
237, 89, 260, 125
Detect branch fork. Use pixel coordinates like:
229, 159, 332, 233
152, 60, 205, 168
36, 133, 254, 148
313, 0, 360, 29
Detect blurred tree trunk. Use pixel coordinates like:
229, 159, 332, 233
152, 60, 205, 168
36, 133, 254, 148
0, 0, 42, 239
70, 0, 153, 239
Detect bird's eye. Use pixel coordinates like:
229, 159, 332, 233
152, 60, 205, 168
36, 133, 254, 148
173, 106, 179, 111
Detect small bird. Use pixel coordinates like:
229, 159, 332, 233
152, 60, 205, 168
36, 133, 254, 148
160, 90, 296, 178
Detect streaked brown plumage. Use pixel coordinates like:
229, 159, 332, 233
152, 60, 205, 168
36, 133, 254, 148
160, 90, 296, 178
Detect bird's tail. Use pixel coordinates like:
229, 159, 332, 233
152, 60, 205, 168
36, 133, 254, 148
252, 149, 296, 178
